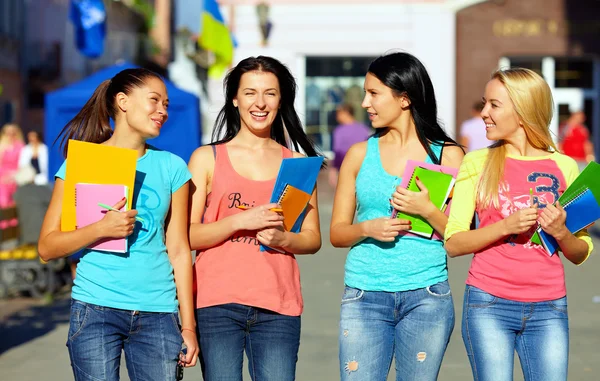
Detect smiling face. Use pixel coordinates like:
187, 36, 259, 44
481, 78, 523, 141
118, 76, 169, 139
234, 70, 281, 136
361, 73, 406, 129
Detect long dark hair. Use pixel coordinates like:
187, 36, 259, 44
55, 68, 163, 157
368, 52, 461, 164
212, 56, 320, 159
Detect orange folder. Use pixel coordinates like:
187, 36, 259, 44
61, 140, 137, 232
276, 184, 312, 231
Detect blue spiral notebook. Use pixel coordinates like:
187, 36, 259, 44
260, 156, 324, 252
537, 188, 600, 256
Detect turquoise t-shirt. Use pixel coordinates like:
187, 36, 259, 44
56, 146, 191, 312
344, 136, 448, 292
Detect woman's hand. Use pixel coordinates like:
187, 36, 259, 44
180, 329, 199, 367
501, 205, 538, 236
390, 177, 437, 219
257, 226, 288, 248
538, 202, 569, 240
234, 203, 284, 231
96, 198, 138, 238
362, 217, 412, 243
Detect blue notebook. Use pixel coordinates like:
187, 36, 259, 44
537, 188, 600, 256
260, 156, 324, 252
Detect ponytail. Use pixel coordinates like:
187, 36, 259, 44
56, 80, 113, 157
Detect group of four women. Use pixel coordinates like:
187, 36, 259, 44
38, 52, 593, 381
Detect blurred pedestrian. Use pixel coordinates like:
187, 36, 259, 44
0, 123, 24, 229
18, 130, 49, 185
458, 101, 490, 152
329, 103, 371, 187
559, 110, 594, 171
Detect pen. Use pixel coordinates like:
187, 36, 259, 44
236, 205, 284, 213
529, 188, 534, 206
98, 203, 145, 222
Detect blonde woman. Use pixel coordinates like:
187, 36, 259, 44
445, 68, 593, 381
0, 123, 24, 214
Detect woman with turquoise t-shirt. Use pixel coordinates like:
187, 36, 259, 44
330, 52, 464, 380
38, 68, 198, 380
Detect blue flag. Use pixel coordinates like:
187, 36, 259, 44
70, 0, 106, 58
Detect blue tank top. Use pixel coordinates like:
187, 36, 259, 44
344, 136, 448, 291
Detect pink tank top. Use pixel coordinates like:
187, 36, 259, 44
194, 144, 303, 316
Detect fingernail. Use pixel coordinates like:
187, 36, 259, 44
121, 197, 126, 201
416, 176, 419, 181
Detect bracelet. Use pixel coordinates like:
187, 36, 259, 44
181, 328, 196, 334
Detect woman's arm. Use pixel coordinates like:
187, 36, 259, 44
38, 179, 137, 261
444, 163, 538, 257
329, 143, 410, 248
391, 145, 465, 238
188, 146, 284, 250
164, 182, 198, 367
538, 202, 591, 265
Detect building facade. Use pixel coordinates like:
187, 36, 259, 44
0, 0, 26, 126
456, 0, 600, 153
207, 0, 485, 149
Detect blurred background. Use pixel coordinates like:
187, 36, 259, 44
1, 0, 600, 380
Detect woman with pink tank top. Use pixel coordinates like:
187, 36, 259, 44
188, 56, 323, 381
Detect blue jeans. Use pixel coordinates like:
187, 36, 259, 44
196, 303, 301, 381
339, 280, 455, 381
462, 285, 569, 381
66, 300, 182, 381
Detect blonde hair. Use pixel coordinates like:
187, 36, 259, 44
0, 123, 24, 152
477, 68, 557, 208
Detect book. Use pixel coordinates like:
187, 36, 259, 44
394, 166, 455, 238
277, 184, 312, 232
75, 183, 129, 253
260, 156, 324, 252
536, 188, 600, 256
62, 140, 138, 232
391, 160, 459, 240
531, 161, 600, 245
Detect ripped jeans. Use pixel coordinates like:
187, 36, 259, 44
339, 281, 454, 381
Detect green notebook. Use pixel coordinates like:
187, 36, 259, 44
395, 166, 455, 238
531, 161, 600, 245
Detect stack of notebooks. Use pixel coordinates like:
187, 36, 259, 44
260, 156, 324, 252
392, 160, 458, 239
62, 140, 138, 254
532, 161, 600, 255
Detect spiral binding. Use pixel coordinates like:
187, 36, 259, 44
276, 184, 291, 204
562, 186, 589, 209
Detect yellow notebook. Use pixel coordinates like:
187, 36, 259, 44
277, 184, 312, 231
61, 140, 137, 232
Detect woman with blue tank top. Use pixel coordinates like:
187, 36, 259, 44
330, 52, 464, 380
38, 68, 198, 380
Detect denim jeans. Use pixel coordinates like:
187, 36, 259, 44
196, 303, 301, 381
462, 285, 569, 381
339, 280, 455, 381
66, 300, 182, 381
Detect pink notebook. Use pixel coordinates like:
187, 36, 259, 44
75, 183, 129, 253
392, 160, 459, 241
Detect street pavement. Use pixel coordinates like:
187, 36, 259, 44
2, 177, 600, 380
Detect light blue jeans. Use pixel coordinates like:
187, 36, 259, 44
66, 300, 182, 381
462, 285, 569, 381
339, 280, 455, 381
